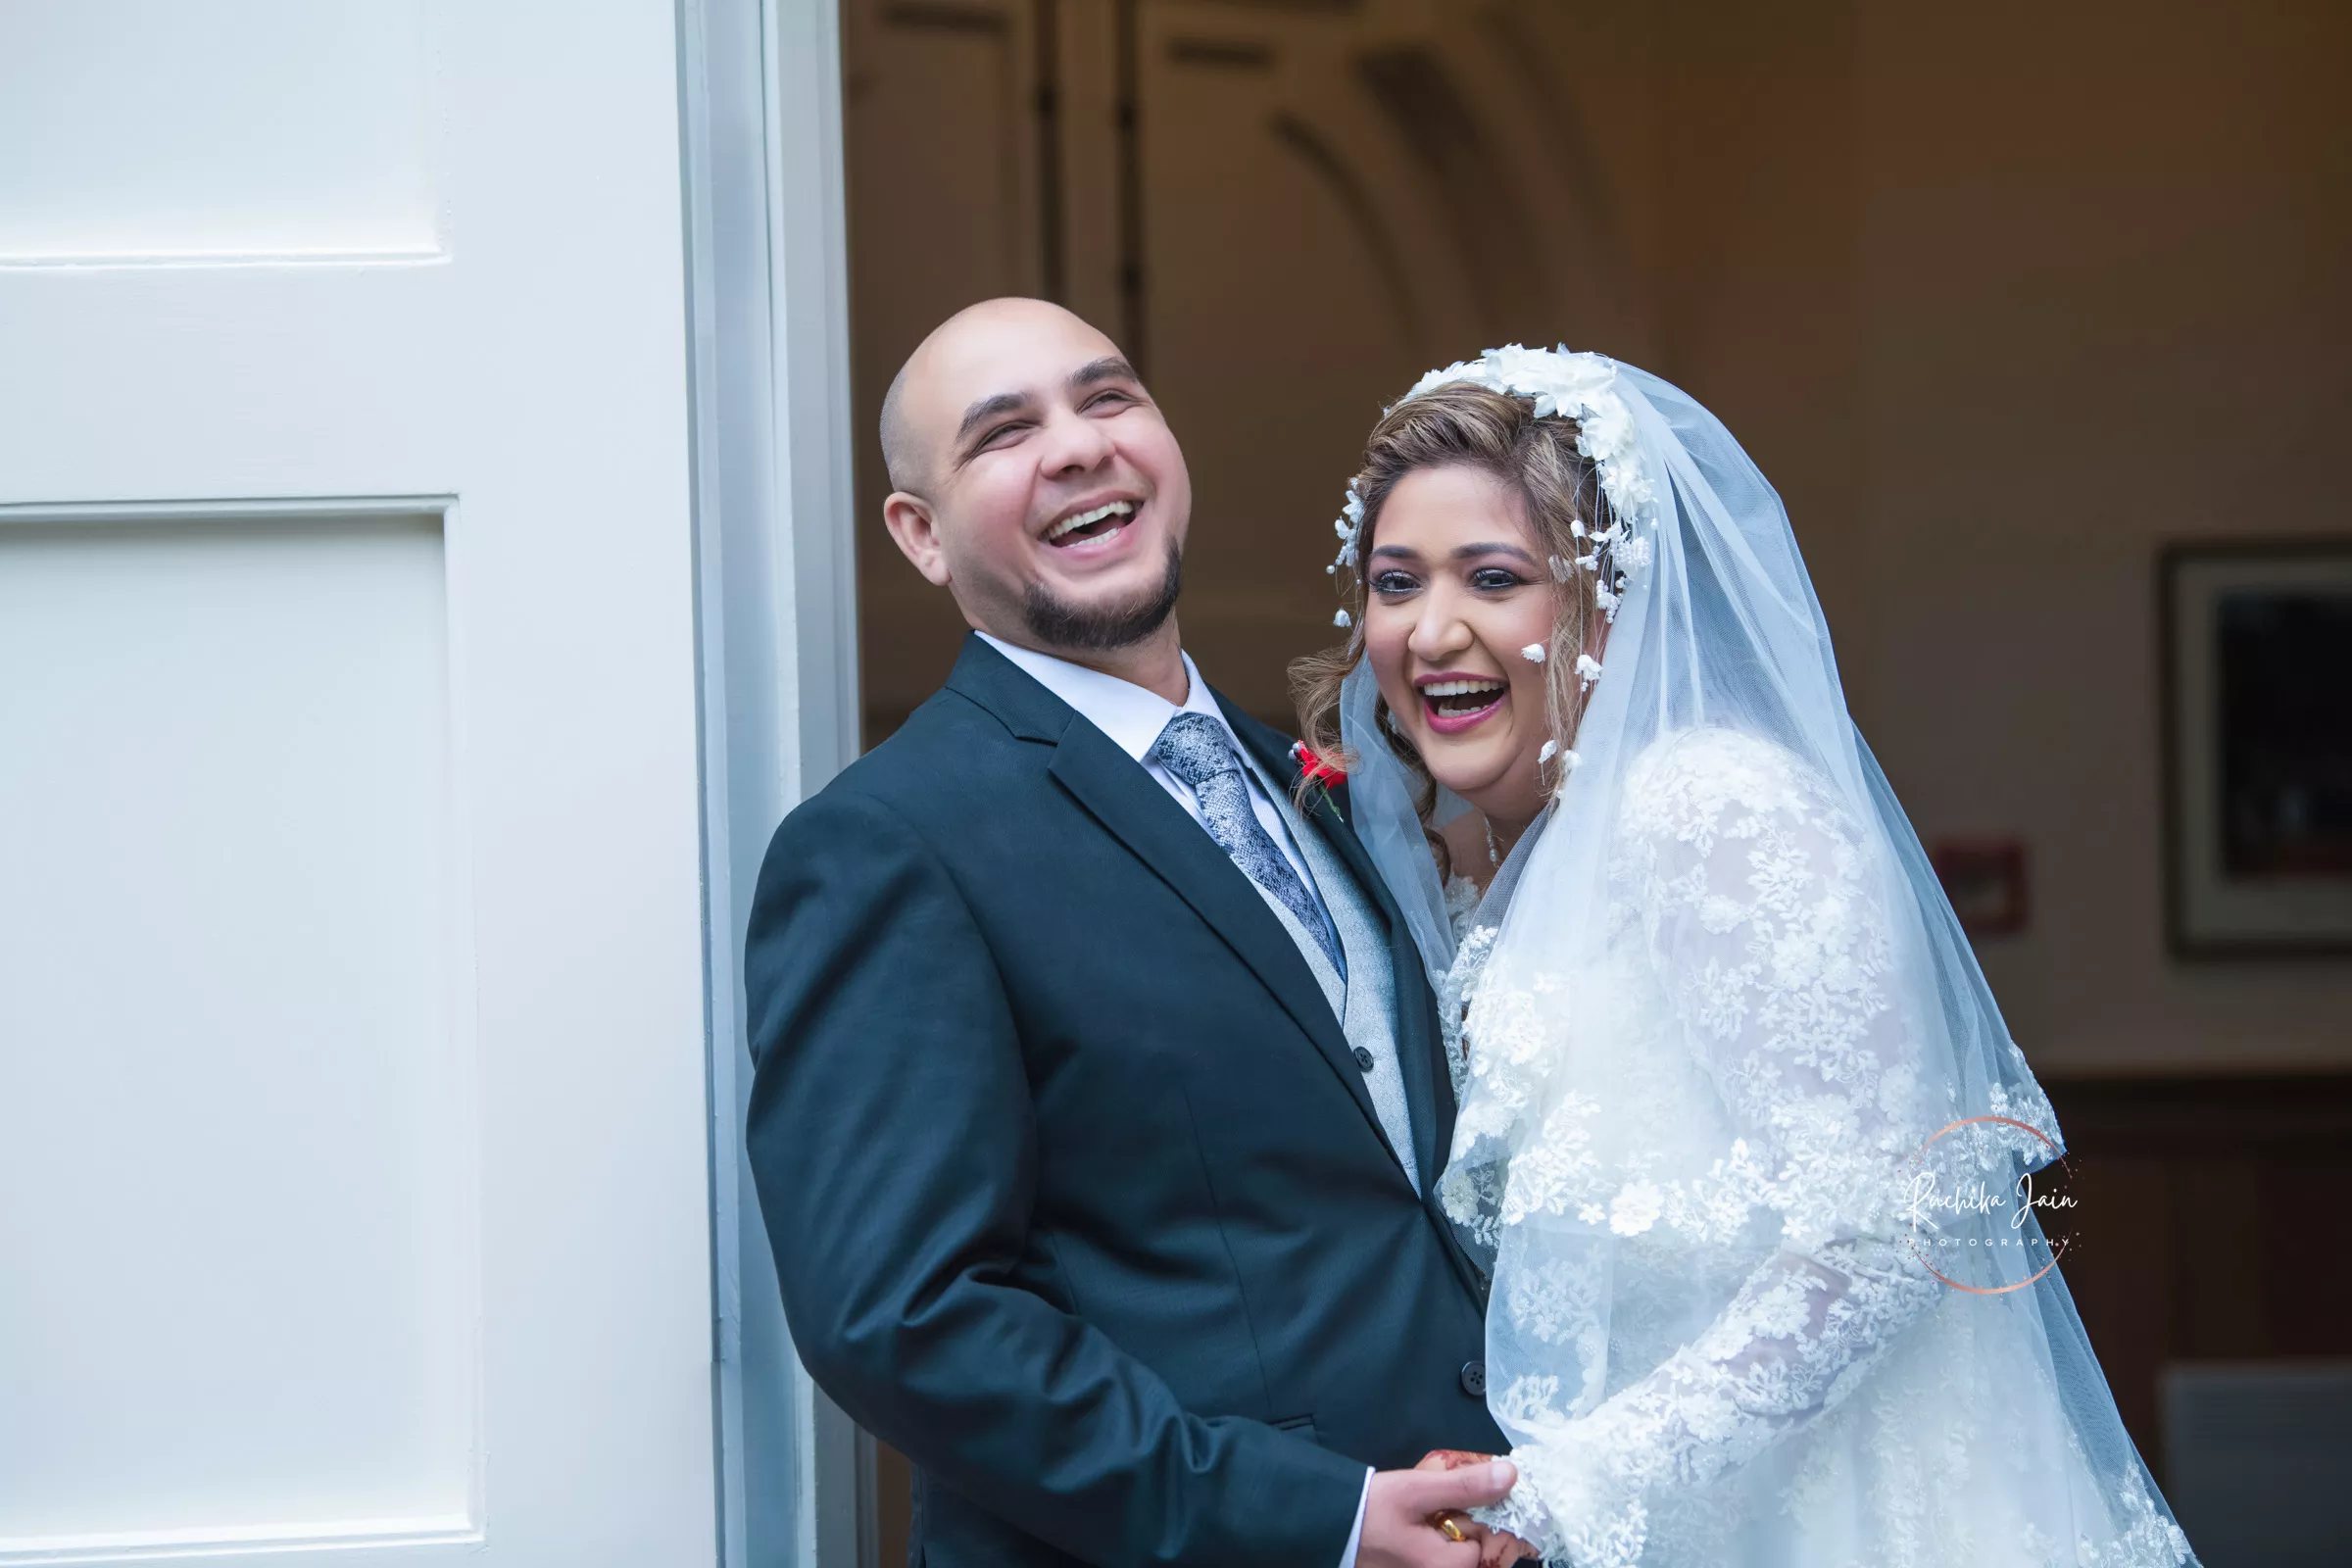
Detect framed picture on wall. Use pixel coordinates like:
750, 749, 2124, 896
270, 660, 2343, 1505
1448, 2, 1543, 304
2161, 539, 2352, 955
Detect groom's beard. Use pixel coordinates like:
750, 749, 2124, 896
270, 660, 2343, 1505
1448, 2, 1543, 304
1021, 538, 1183, 653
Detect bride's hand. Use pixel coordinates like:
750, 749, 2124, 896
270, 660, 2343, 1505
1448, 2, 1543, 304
1412, 1451, 1536, 1567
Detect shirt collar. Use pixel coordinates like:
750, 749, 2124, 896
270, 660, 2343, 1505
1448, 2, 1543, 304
977, 633, 1233, 764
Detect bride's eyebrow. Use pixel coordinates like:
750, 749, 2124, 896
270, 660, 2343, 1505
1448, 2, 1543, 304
1451, 542, 1541, 565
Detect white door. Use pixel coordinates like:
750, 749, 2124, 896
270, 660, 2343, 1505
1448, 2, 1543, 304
0, 4, 725, 1562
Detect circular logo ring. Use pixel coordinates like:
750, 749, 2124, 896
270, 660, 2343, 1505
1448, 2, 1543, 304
1904, 1114, 2071, 1296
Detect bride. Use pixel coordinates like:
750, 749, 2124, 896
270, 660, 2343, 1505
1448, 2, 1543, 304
1292, 349, 2197, 1567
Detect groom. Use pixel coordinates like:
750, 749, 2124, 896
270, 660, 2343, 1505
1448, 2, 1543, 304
745, 298, 1517, 1567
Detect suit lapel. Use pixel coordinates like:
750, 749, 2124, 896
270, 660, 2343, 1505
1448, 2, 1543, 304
946, 636, 1401, 1169
1046, 728, 1401, 1164
1221, 703, 1488, 1301
1218, 700, 1454, 1192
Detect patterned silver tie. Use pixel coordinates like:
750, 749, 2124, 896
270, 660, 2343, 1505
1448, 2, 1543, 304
1150, 712, 1343, 976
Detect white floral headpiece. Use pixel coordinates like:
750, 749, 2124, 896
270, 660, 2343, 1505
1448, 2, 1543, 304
1330, 347, 1660, 660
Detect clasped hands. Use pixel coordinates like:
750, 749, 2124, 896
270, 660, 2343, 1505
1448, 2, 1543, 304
1357, 1449, 1537, 1568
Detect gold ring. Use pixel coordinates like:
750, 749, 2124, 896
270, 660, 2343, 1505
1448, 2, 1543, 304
1435, 1512, 1469, 1544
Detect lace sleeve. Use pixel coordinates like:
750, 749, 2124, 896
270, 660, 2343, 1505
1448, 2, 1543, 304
1480, 732, 1940, 1567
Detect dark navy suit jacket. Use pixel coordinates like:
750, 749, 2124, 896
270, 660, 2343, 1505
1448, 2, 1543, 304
745, 635, 1503, 1567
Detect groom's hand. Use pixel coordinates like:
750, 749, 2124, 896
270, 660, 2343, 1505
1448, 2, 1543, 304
1411, 1451, 1537, 1567
1358, 1457, 1531, 1568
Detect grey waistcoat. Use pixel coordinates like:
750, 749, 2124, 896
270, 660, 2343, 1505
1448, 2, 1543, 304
1239, 755, 1421, 1193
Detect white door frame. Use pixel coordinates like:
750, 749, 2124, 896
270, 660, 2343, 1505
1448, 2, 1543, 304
677, 1, 868, 1564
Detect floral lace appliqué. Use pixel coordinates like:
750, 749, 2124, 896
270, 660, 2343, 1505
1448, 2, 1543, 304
1446, 730, 2188, 1568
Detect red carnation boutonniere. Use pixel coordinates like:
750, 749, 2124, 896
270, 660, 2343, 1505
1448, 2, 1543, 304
1291, 742, 1348, 818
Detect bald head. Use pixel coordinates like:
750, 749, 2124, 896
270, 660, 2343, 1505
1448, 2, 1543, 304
879, 297, 1126, 494
873, 295, 1193, 671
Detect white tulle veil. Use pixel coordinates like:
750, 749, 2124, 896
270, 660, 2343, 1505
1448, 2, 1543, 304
1333, 351, 2194, 1565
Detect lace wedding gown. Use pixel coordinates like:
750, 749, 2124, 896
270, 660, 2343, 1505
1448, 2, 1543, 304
1436, 729, 2190, 1568
1331, 349, 2196, 1568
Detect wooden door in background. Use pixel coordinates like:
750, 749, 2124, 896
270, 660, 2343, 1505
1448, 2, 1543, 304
847, 0, 1645, 740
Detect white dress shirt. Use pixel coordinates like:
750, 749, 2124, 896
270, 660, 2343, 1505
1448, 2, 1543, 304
978, 634, 1374, 1568
978, 635, 1324, 904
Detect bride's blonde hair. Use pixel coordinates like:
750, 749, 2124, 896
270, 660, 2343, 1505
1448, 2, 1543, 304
1289, 383, 1614, 868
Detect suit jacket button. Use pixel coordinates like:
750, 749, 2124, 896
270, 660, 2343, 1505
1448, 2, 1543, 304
1459, 1360, 1487, 1397
1351, 1047, 1376, 1071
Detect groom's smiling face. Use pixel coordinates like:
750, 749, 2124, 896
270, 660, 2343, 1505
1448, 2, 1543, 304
881, 299, 1193, 654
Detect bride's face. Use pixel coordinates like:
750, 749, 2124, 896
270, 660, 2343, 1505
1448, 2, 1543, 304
1362, 464, 1557, 827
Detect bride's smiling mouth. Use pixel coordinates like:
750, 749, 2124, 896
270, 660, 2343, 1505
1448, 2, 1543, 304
1417, 672, 1508, 735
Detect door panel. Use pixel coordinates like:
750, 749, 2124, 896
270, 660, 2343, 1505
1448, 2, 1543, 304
0, 4, 715, 1563
0, 507, 469, 1553
0, 0, 440, 265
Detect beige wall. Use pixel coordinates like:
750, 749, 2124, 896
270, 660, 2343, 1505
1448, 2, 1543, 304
1494, 0, 2352, 1071
845, 0, 2352, 1071
1850, 1, 2352, 1070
